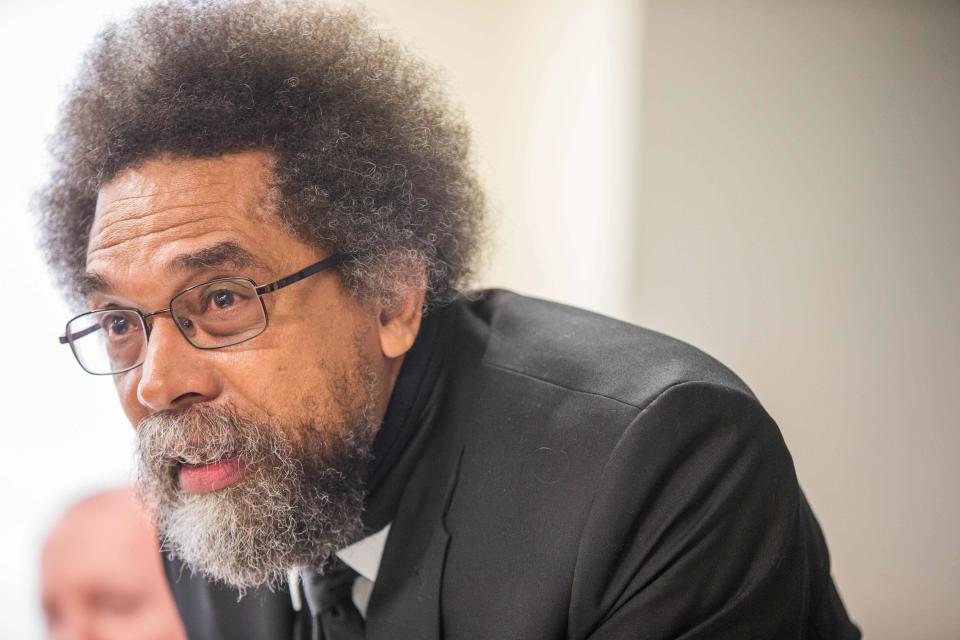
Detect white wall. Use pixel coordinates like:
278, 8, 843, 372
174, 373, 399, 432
638, 2, 960, 638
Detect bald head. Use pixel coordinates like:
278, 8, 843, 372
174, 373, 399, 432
41, 488, 185, 640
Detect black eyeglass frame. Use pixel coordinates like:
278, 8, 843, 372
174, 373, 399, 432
59, 252, 350, 375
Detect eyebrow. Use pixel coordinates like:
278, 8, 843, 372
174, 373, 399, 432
77, 271, 113, 298
78, 241, 266, 298
169, 241, 263, 273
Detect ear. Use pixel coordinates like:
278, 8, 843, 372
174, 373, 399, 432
377, 285, 427, 359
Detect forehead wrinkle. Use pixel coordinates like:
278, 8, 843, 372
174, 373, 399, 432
87, 214, 240, 258
102, 182, 230, 206
97, 196, 226, 235
96, 200, 228, 227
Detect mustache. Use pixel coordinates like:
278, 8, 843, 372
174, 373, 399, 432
136, 404, 288, 471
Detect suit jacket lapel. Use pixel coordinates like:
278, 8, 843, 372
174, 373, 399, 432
365, 446, 464, 640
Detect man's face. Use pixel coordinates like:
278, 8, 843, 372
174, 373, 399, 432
41, 491, 186, 640
84, 151, 406, 588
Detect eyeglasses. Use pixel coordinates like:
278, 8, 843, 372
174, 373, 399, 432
59, 253, 349, 375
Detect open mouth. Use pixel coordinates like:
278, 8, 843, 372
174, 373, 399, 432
176, 456, 247, 494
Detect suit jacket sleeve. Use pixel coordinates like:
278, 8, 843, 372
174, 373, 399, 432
568, 381, 861, 640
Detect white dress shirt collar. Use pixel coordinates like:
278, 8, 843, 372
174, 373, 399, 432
288, 523, 391, 617
335, 523, 391, 582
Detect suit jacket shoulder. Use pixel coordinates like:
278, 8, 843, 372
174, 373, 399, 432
476, 289, 754, 408
367, 289, 860, 640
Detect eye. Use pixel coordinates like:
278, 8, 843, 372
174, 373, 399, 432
101, 313, 136, 337
211, 290, 236, 309
110, 316, 129, 335
89, 590, 143, 616
196, 283, 254, 316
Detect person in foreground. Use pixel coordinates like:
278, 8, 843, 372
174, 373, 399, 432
41, 488, 187, 640
37, 1, 861, 638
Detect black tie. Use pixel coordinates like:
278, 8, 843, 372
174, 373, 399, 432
296, 559, 366, 640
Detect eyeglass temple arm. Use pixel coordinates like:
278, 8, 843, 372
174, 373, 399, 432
255, 253, 349, 295
58, 323, 101, 344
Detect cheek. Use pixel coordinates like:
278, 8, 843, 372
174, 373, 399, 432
218, 313, 368, 426
222, 342, 331, 418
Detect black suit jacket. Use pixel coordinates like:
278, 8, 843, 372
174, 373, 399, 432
166, 290, 860, 639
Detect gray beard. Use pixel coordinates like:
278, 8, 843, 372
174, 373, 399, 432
134, 370, 379, 591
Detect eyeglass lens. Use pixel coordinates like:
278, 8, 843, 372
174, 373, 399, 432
170, 278, 266, 347
66, 309, 148, 374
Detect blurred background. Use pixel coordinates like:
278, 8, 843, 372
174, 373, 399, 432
0, 0, 957, 637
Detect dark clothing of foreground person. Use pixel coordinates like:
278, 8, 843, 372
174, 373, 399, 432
166, 290, 861, 640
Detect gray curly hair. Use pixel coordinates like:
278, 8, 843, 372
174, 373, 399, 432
37, 0, 486, 310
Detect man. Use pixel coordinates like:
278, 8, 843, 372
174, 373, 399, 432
38, 1, 860, 638
41, 488, 187, 640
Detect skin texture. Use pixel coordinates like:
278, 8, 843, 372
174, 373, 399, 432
41, 488, 186, 640
85, 151, 423, 448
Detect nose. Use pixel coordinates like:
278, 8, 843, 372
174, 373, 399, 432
136, 314, 223, 412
